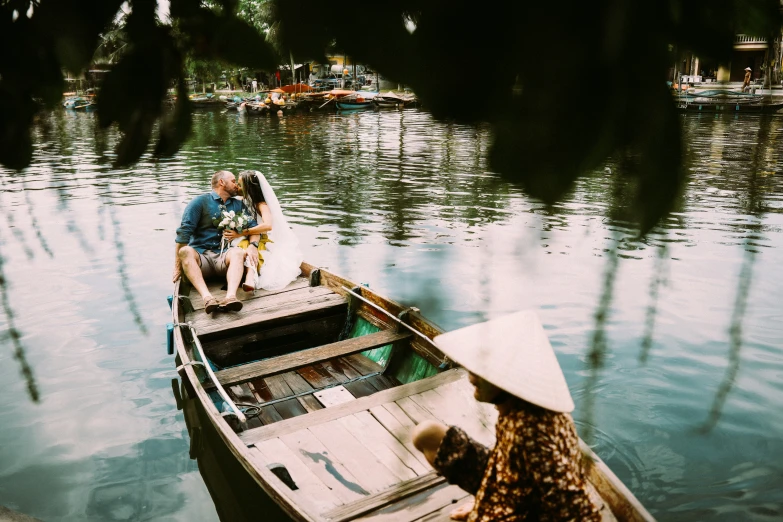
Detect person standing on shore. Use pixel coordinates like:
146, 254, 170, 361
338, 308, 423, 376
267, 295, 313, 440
742, 67, 752, 92
412, 311, 602, 521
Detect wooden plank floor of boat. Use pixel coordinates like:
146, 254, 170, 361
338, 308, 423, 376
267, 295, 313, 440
235, 368, 620, 521
185, 277, 348, 339
185, 280, 620, 521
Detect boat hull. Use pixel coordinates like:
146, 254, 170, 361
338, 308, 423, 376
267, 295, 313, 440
171, 263, 654, 521
335, 101, 373, 110
677, 101, 783, 113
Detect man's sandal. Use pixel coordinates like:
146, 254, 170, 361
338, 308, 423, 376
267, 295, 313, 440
220, 296, 243, 312
204, 297, 220, 314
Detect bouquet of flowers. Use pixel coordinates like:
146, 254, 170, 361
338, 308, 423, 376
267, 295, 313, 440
213, 206, 251, 252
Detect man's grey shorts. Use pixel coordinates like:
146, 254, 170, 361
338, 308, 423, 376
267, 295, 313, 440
198, 249, 231, 280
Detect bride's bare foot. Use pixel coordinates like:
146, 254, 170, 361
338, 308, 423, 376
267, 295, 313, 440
449, 500, 474, 520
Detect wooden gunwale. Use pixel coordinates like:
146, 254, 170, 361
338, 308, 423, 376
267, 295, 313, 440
174, 263, 654, 522
300, 263, 449, 370
172, 280, 319, 522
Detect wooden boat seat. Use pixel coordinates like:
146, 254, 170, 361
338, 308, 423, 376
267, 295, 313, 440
213, 329, 412, 387
219, 354, 402, 430
188, 284, 348, 340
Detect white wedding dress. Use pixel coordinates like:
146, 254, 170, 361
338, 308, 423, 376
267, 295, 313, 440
245, 171, 303, 290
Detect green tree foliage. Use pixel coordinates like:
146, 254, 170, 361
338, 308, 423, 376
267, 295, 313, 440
1, 0, 781, 233
0, 0, 278, 169
265, 0, 781, 234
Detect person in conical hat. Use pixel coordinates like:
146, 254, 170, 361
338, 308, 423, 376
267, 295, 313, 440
412, 311, 601, 521
742, 67, 753, 92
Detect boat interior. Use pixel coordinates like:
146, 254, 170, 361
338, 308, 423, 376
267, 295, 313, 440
173, 264, 641, 521
181, 271, 438, 431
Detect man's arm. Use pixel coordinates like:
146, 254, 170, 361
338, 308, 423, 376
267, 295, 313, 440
173, 197, 201, 281
173, 243, 185, 282
175, 196, 202, 245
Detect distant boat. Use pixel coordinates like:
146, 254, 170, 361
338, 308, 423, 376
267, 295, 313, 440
63, 96, 96, 111
240, 101, 270, 115
169, 263, 655, 522
296, 92, 331, 111
373, 91, 418, 109
189, 94, 224, 108
263, 88, 295, 114
335, 91, 377, 110
676, 89, 783, 113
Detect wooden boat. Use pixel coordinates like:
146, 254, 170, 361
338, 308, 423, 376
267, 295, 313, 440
63, 96, 96, 110
189, 94, 225, 108
262, 88, 296, 114
296, 92, 331, 112
335, 92, 376, 110
676, 90, 783, 113
372, 91, 418, 109
239, 101, 270, 115
169, 263, 654, 521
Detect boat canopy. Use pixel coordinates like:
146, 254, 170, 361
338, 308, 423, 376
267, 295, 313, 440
280, 84, 314, 93
378, 91, 404, 100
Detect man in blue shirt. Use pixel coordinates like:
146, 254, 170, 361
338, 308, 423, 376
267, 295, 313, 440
173, 171, 261, 314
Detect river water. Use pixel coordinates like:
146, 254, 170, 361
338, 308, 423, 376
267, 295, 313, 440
0, 107, 781, 521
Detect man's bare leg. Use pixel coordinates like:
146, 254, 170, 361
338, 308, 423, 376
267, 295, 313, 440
178, 246, 213, 301
224, 247, 245, 300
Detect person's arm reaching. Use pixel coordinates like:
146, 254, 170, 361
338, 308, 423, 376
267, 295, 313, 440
223, 203, 273, 240
173, 197, 201, 282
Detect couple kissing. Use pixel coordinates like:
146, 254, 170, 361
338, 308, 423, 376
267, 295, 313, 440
173, 170, 302, 315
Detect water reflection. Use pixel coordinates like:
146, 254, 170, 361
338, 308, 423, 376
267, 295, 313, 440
0, 109, 780, 521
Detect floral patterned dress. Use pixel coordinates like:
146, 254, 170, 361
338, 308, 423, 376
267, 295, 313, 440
433, 398, 603, 521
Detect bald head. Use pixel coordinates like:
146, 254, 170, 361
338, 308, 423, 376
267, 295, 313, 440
211, 170, 239, 199
212, 170, 233, 188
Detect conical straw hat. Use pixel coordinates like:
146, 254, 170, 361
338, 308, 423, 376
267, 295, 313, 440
433, 311, 575, 413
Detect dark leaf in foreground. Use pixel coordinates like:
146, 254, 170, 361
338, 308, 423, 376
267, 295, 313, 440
155, 79, 193, 158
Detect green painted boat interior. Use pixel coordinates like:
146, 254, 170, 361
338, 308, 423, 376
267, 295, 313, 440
351, 316, 439, 384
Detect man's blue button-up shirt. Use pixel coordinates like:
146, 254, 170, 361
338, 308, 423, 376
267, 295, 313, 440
175, 191, 257, 253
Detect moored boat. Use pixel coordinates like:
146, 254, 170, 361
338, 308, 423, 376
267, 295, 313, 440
169, 263, 654, 521
241, 101, 270, 115
263, 88, 295, 114
296, 92, 331, 112
373, 91, 418, 109
63, 96, 97, 110
676, 89, 783, 113
335, 92, 377, 110
189, 93, 225, 108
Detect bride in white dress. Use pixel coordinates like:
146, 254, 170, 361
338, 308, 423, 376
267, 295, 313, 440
222, 170, 303, 291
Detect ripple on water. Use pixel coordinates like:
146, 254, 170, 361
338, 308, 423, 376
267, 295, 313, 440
0, 109, 781, 521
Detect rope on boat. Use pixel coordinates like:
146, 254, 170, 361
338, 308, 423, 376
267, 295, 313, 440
176, 361, 207, 372
173, 321, 248, 423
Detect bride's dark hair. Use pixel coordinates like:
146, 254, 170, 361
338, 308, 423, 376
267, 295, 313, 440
238, 170, 266, 218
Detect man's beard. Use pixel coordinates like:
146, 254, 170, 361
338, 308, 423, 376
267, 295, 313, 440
228, 187, 239, 197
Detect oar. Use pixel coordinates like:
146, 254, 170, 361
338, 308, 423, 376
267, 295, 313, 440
318, 97, 336, 109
